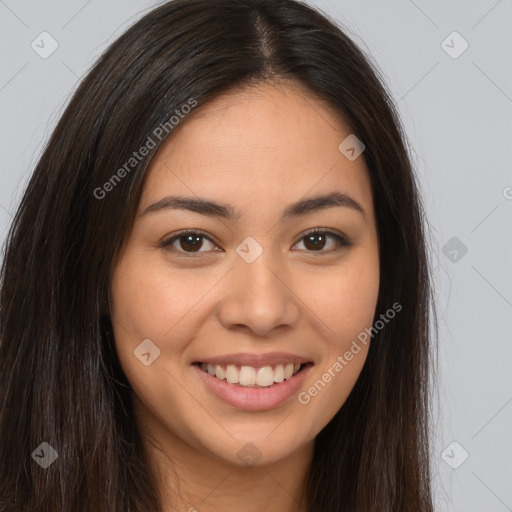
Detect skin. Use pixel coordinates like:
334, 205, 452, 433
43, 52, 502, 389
109, 80, 380, 512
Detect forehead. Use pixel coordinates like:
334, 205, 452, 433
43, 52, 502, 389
141, 81, 372, 216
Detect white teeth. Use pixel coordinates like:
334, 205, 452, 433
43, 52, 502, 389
199, 361, 304, 387
256, 366, 275, 387
239, 366, 256, 386
284, 363, 294, 379
214, 364, 225, 380
225, 364, 239, 384
274, 364, 285, 383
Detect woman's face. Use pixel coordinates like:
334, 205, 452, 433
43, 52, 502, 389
110, 81, 380, 468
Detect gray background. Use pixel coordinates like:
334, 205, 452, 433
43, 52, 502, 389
1, 1, 511, 510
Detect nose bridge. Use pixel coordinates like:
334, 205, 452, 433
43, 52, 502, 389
218, 239, 299, 335
239, 249, 281, 296
235, 233, 281, 288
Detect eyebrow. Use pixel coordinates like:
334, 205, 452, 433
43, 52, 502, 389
141, 191, 365, 221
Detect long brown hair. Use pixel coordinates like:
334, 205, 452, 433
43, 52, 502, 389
0, 0, 437, 510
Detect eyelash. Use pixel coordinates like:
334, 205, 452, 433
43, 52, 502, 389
160, 228, 352, 257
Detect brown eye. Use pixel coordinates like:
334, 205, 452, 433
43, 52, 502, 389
161, 231, 218, 254
293, 229, 352, 253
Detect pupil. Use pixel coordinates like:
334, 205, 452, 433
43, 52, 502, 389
181, 234, 202, 252
305, 233, 325, 251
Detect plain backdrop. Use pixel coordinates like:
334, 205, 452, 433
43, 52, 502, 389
0, 1, 511, 510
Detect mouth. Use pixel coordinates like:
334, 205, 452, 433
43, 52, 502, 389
194, 361, 312, 388
192, 360, 314, 411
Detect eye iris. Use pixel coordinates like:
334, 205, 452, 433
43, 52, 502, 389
180, 234, 203, 252
304, 233, 326, 251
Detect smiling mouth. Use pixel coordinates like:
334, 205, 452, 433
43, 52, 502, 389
194, 362, 313, 388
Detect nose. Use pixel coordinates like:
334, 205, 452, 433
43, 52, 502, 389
217, 248, 300, 337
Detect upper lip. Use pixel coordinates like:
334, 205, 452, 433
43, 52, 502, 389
193, 352, 312, 367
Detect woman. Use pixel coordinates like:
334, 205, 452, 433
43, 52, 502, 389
0, 0, 437, 510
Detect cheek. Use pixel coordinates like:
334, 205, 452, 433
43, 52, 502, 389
294, 252, 378, 430
110, 254, 209, 342
109, 257, 197, 421
109, 256, 177, 383
297, 251, 380, 350
109, 253, 228, 387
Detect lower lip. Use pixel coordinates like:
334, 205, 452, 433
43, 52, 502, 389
192, 363, 313, 411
